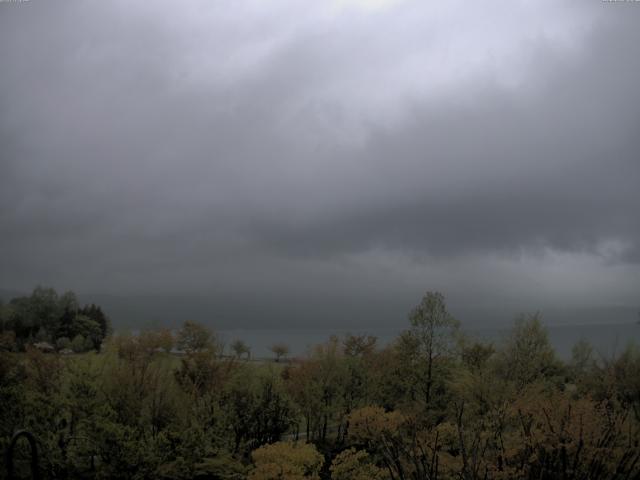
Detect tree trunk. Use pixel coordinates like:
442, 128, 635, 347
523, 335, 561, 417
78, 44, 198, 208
426, 351, 433, 405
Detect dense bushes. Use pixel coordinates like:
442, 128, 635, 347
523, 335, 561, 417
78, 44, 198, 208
0, 287, 111, 353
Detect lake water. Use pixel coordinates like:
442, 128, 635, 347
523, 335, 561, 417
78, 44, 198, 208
220, 323, 640, 360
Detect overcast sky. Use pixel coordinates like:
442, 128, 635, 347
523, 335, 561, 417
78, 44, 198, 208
1, 0, 639, 325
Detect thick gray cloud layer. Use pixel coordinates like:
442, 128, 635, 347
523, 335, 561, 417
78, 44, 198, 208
1, 0, 639, 321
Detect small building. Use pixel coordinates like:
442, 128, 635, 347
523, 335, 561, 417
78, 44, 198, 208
33, 342, 55, 353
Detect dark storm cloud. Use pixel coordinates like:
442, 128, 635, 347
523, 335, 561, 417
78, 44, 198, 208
0, 0, 639, 312
244, 14, 640, 262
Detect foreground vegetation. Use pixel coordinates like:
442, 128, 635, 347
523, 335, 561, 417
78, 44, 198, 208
1, 290, 640, 479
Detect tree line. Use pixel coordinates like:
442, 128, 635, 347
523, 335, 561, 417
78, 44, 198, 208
0, 287, 111, 353
1, 290, 639, 479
